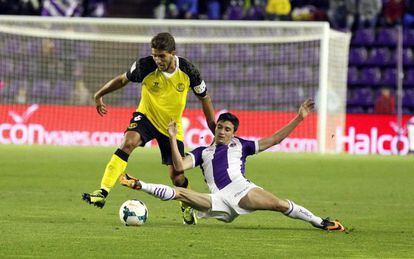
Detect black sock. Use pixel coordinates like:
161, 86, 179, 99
178, 177, 189, 188
100, 189, 108, 197
114, 148, 129, 162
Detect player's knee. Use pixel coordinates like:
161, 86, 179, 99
272, 200, 289, 212
121, 138, 140, 153
171, 175, 184, 187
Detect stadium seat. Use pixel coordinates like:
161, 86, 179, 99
366, 48, 393, 66
403, 89, 414, 107
253, 45, 273, 61
2, 58, 14, 76
403, 29, 414, 47
245, 65, 267, 82
51, 81, 73, 104
237, 86, 259, 102
351, 29, 375, 45
381, 68, 397, 86
29, 80, 51, 102
291, 67, 314, 84
186, 44, 206, 60
346, 106, 365, 113
270, 65, 290, 84
0, 80, 27, 98
360, 67, 381, 85
202, 63, 221, 81
347, 67, 359, 85
404, 69, 414, 87
403, 48, 414, 66
376, 28, 398, 46
211, 45, 230, 61
75, 41, 92, 60
258, 86, 281, 104
234, 45, 253, 60
349, 47, 368, 65
123, 84, 140, 106
223, 63, 242, 81
353, 88, 374, 106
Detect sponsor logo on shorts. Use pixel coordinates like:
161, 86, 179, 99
234, 186, 249, 198
128, 123, 137, 129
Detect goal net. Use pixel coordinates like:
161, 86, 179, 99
0, 16, 350, 153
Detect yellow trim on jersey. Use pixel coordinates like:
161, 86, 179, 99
137, 68, 190, 141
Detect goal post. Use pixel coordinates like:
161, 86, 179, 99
0, 16, 350, 153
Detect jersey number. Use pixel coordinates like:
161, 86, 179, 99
134, 115, 142, 121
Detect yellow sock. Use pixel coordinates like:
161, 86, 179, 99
100, 154, 127, 192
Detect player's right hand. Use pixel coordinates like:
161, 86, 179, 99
95, 96, 107, 116
167, 120, 177, 137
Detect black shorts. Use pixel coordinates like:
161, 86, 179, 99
126, 112, 185, 165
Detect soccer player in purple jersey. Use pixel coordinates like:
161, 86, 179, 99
120, 99, 345, 231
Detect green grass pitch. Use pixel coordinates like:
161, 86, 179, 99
1, 145, 413, 258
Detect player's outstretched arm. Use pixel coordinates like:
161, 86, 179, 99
198, 94, 216, 133
94, 73, 130, 116
167, 120, 194, 171
258, 99, 315, 152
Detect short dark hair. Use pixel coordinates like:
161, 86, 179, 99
151, 32, 175, 52
217, 112, 239, 132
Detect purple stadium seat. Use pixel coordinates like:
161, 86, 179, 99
403, 48, 414, 66
351, 29, 375, 45
186, 44, 205, 60
0, 80, 27, 98
51, 81, 73, 103
75, 41, 92, 60
353, 88, 374, 106
349, 47, 368, 65
366, 48, 393, 66
26, 40, 42, 54
254, 45, 273, 61
258, 86, 281, 104
245, 65, 266, 82
403, 89, 414, 107
29, 80, 51, 101
237, 86, 258, 102
2, 58, 14, 76
123, 84, 140, 106
227, 5, 243, 20
347, 67, 359, 85
403, 29, 414, 47
404, 69, 414, 87
376, 28, 398, 46
4, 38, 21, 54
283, 86, 304, 103
360, 67, 381, 85
270, 65, 290, 84
291, 67, 314, 83
300, 47, 319, 63
347, 106, 365, 113
234, 45, 253, 60
382, 68, 397, 86
211, 45, 230, 61
223, 63, 241, 81
202, 63, 220, 81
213, 83, 236, 102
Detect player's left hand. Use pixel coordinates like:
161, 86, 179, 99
167, 120, 178, 137
298, 99, 315, 120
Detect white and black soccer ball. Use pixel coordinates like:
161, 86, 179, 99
119, 200, 148, 226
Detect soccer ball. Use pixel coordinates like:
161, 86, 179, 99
119, 200, 148, 226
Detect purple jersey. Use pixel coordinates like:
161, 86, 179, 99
188, 137, 259, 193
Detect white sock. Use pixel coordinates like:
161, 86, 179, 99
140, 181, 176, 201
284, 200, 323, 227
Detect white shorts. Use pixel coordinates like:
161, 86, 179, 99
197, 179, 262, 223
